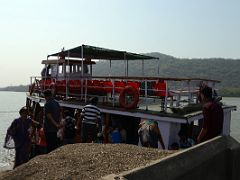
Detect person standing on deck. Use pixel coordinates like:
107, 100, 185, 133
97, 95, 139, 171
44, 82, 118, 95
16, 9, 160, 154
43, 89, 62, 152
81, 97, 101, 143
197, 86, 224, 143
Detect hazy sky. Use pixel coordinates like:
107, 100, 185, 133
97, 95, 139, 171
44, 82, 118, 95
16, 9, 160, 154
0, 0, 239, 87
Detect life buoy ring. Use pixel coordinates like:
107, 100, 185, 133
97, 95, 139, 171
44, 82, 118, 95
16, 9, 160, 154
119, 86, 139, 109
29, 83, 35, 95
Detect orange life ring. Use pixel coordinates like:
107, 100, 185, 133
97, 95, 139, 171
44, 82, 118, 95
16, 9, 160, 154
29, 83, 35, 95
119, 86, 139, 109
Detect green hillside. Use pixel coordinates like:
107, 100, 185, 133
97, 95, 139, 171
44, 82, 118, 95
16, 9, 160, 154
92, 52, 240, 96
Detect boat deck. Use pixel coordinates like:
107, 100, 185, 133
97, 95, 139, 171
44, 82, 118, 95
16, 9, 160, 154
27, 93, 236, 124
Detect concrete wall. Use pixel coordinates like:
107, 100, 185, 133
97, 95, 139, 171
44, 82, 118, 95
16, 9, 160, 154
103, 136, 240, 180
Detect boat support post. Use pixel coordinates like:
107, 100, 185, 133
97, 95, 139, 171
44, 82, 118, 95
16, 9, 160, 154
164, 80, 168, 112
145, 79, 148, 111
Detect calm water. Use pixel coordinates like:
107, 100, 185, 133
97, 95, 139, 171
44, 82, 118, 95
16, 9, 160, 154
0, 92, 26, 170
0, 92, 239, 170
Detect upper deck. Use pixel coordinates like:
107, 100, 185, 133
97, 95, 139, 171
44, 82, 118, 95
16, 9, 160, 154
30, 44, 222, 113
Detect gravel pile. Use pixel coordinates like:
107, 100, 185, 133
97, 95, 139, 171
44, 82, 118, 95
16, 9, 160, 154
0, 143, 174, 180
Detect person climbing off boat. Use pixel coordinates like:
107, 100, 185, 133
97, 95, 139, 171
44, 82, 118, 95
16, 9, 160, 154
4, 107, 32, 168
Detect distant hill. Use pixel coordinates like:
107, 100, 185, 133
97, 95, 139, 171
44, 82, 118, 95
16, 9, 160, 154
0, 85, 28, 92
1, 52, 240, 96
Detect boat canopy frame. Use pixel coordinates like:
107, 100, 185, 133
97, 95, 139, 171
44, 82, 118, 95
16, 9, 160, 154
48, 44, 158, 60
46, 44, 160, 95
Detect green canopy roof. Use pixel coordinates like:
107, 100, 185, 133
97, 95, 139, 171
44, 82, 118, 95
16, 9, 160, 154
48, 45, 158, 60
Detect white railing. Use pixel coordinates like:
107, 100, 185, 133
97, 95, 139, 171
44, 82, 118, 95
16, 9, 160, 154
29, 76, 219, 112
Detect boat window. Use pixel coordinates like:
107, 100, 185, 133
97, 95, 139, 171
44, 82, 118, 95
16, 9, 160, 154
48, 67, 52, 75
75, 65, 78, 73
76, 65, 89, 74
66, 65, 70, 73
51, 65, 58, 76
75, 65, 79, 73
78, 66, 82, 72
58, 65, 63, 74
194, 120, 199, 126
72, 65, 76, 73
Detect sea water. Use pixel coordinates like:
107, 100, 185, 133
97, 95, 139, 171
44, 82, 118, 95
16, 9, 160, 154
0, 91, 239, 170
0, 91, 26, 170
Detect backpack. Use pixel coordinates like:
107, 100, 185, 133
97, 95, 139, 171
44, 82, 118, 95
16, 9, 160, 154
64, 116, 75, 139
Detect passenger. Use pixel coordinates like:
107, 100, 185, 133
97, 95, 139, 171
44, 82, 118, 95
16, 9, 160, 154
96, 131, 104, 143
119, 124, 127, 143
37, 127, 47, 155
83, 64, 89, 74
178, 127, 195, 148
138, 120, 165, 149
4, 107, 32, 168
57, 109, 64, 144
81, 97, 101, 143
197, 82, 207, 103
75, 109, 82, 143
110, 126, 121, 144
43, 89, 62, 153
197, 86, 224, 143
29, 123, 39, 159
62, 110, 76, 145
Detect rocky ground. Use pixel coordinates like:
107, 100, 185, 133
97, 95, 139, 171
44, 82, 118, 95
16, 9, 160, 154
0, 143, 175, 180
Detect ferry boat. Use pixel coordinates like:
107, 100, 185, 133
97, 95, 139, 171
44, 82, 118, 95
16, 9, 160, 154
26, 44, 236, 149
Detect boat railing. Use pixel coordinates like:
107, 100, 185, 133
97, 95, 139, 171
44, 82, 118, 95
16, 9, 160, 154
29, 76, 219, 112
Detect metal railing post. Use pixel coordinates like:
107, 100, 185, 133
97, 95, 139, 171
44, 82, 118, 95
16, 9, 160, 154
164, 80, 168, 112
85, 78, 88, 103
145, 79, 148, 111
112, 79, 115, 107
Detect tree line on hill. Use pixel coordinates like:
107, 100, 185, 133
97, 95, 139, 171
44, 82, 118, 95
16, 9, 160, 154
92, 52, 240, 97
0, 85, 28, 92
1, 52, 240, 97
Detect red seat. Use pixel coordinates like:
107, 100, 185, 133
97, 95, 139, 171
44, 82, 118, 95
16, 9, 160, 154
154, 81, 171, 97
42, 79, 52, 89
68, 80, 78, 94
75, 80, 81, 88
69, 80, 75, 88
86, 80, 94, 93
56, 80, 66, 93
103, 81, 113, 93
114, 81, 125, 93
127, 81, 140, 91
